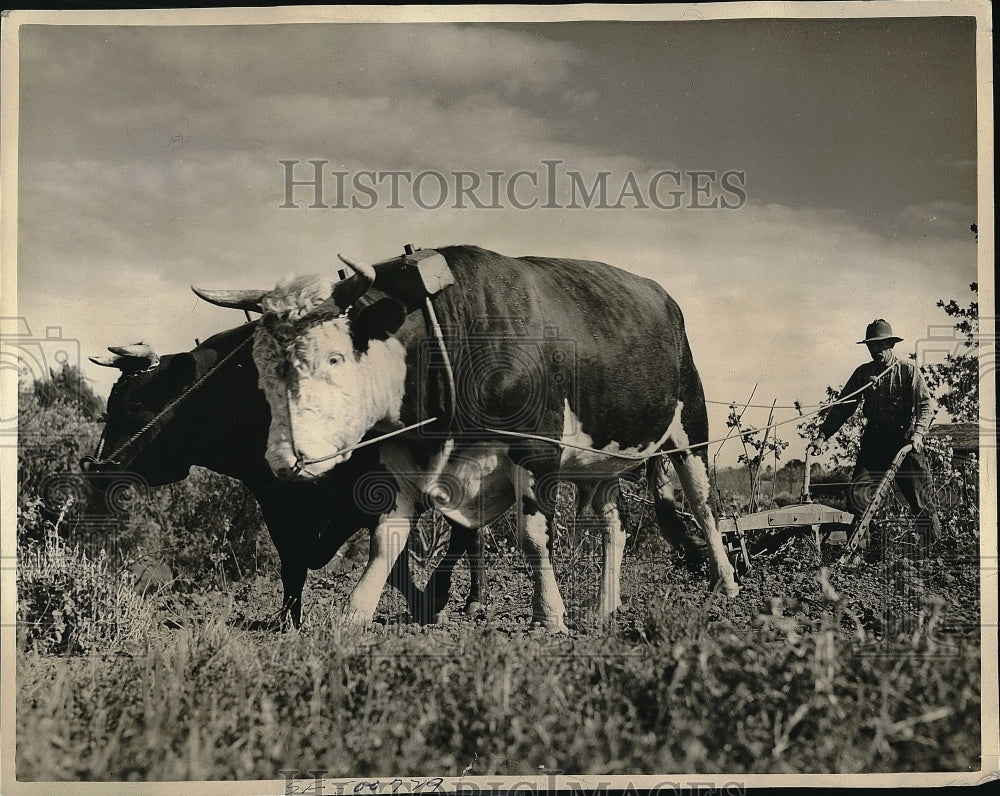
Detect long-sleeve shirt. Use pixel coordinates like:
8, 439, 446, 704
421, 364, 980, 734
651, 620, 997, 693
819, 355, 933, 441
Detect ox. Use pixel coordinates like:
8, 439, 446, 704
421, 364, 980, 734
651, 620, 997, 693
196, 245, 739, 631
81, 325, 486, 628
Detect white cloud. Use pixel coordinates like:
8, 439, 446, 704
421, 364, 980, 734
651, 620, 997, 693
133, 24, 585, 105
18, 181, 976, 465
14, 22, 981, 468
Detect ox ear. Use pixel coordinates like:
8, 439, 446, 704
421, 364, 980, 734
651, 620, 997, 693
350, 298, 408, 352
191, 286, 266, 313
158, 348, 219, 390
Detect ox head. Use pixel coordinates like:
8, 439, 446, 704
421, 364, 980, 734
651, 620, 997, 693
84, 341, 228, 486
194, 256, 410, 479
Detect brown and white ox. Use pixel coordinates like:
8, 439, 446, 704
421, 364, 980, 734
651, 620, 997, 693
195, 245, 738, 631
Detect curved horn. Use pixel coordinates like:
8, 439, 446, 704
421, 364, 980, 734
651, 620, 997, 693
337, 253, 376, 284
90, 343, 159, 372
108, 342, 158, 360
333, 254, 375, 310
106, 343, 160, 370
191, 286, 267, 313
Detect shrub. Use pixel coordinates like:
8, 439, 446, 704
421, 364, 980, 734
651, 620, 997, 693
17, 497, 152, 655
923, 433, 979, 544
17, 390, 103, 510
18, 363, 280, 588
122, 467, 278, 590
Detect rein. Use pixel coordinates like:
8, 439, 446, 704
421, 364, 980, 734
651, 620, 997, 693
477, 363, 896, 460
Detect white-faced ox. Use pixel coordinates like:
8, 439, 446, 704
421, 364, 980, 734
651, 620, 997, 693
81, 327, 486, 628
196, 245, 739, 631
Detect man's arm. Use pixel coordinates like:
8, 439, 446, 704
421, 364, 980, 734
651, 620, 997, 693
910, 363, 934, 449
818, 366, 866, 441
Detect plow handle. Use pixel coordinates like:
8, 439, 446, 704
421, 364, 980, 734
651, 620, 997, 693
837, 443, 914, 565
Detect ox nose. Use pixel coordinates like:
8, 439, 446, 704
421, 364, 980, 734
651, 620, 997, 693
80, 456, 121, 474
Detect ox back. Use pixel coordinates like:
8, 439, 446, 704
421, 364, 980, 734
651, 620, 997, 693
415, 246, 707, 459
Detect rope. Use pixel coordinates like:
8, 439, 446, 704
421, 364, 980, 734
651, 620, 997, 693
171, 302, 893, 471
705, 399, 857, 409
290, 417, 440, 469
284, 295, 453, 472
98, 336, 254, 466
481, 363, 896, 462
424, 296, 456, 432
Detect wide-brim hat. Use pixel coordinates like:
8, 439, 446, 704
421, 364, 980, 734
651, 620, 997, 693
857, 318, 903, 344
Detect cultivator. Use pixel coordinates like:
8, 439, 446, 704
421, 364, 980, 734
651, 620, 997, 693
718, 446, 912, 572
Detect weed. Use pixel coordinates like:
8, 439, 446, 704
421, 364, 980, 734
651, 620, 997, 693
17, 498, 153, 656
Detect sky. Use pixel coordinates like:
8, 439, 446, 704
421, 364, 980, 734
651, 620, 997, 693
9, 13, 981, 468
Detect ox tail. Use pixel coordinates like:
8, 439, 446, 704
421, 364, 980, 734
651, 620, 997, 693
677, 334, 711, 473
645, 313, 714, 566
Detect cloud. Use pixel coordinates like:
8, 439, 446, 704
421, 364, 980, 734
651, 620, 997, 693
890, 201, 978, 241
13, 21, 981, 467
18, 176, 977, 465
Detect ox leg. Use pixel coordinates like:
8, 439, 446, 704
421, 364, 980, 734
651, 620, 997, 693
513, 465, 569, 633
646, 458, 711, 569
279, 556, 307, 630
344, 493, 415, 627
591, 481, 627, 624
386, 542, 428, 624
463, 528, 487, 618
420, 524, 475, 625
668, 452, 739, 597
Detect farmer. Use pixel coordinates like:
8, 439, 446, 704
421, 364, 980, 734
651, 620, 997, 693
810, 319, 941, 543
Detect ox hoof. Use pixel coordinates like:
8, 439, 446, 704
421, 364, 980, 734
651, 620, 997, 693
462, 600, 487, 619
530, 618, 571, 635
338, 609, 373, 633
593, 611, 619, 629
713, 576, 740, 598
432, 610, 450, 625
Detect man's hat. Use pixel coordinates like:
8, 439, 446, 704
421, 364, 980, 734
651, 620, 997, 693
857, 318, 903, 345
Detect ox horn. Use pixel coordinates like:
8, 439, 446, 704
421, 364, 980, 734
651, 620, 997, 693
333, 253, 375, 310
337, 253, 376, 284
191, 286, 267, 313
89, 355, 123, 368
90, 342, 160, 371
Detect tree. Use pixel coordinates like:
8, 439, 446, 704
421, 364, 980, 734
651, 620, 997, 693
18, 364, 105, 510
775, 458, 806, 495
917, 282, 979, 423
31, 363, 104, 421
798, 386, 863, 469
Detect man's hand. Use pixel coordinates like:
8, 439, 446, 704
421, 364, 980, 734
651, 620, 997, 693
910, 433, 925, 454
807, 439, 825, 457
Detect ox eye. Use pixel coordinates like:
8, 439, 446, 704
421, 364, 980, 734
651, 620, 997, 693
327, 353, 345, 366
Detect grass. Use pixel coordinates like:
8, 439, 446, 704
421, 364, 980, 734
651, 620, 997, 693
15, 357, 985, 782
15, 517, 983, 780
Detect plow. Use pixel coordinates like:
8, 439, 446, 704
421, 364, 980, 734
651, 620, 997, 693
717, 445, 915, 573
